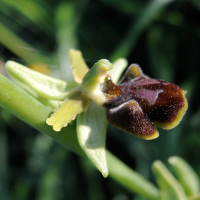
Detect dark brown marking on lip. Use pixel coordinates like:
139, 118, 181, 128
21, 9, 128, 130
102, 64, 188, 139
106, 100, 159, 140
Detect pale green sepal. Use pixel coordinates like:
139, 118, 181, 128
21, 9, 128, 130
77, 101, 108, 177
152, 160, 187, 200
6, 61, 79, 100
69, 49, 89, 83
81, 59, 113, 105
108, 58, 128, 84
46, 90, 90, 131
169, 156, 200, 198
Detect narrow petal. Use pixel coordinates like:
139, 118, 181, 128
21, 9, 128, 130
46, 90, 90, 131
105, 100, 159, 140
108, 58, 128, 84
69, 49, 89, 83
119, 64, 148, 84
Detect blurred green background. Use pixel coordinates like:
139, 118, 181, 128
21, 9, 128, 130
0, 0, 200, 199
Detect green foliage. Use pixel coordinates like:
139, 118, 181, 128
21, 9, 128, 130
0, 0, 200, 199
169, 157, 200, 198
1, 50, 200, 200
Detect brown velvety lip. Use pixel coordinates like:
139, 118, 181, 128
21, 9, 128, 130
102, 64, 188, 139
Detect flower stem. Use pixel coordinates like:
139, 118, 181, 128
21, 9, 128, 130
0, 73, 83, 154
107, 151, 160, 200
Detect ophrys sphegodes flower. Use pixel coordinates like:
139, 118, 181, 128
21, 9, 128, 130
103, 64, 188, 140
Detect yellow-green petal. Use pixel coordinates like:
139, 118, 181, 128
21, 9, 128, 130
77, 101, 108, 177
46, 90, 90, 131
6, 61, 79, 100
69, 49, 89, 83
108, 58, 128, 84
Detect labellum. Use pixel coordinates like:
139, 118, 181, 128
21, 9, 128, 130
102, 64, 188, 140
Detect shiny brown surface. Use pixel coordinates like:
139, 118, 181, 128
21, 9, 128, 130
128, 79, 185, 123
102, 64, 187, 139
104, 76, 185, 124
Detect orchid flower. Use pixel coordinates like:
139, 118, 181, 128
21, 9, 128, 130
4, 49, 187, 180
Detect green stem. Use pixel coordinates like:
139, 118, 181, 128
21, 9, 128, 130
0, 73, 83, 154
107, 151, 160, 200
0, 73, 160, 200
